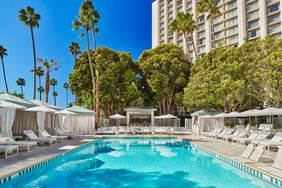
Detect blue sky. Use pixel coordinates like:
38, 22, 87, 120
0, 0, 152, 107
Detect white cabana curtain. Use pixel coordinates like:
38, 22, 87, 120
62, 115, 95, 134
0, 107, 16, 136
36, 112, 46, 130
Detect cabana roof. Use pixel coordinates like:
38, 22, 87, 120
0, 93, 34, 108
25, 105, 57, 112
29, 100, 62, 111
125, 106, 157, 111
65, 105, 95, 115
223, 111, 240, 117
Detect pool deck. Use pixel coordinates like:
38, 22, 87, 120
0, 134, 281, 184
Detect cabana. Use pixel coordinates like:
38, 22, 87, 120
125, 106, 157, 126
64, 105, 96, 134
55, 110, 77, 131
191, 110, 219, 134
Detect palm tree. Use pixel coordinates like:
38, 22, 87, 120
197, 0, 221, 49
34, 66, 44, 100
73, 1, 97, 110
16, 78, 26, 96
68, 42, 81, 62
63, 83, 70, 107
169, 12, 197, 61
37, 86, 44, 99
18, 6, 41, 99
0, 45, 9, 93
37, 58, 59, 103
50, 78, 58, 105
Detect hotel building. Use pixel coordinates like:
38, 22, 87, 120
152, 0, 282, 59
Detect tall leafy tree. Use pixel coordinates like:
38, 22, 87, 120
0, 45, 9, 93
37, 58, 59, 103
63, 82, 70, 107
169, 12, 197, 61
68, 42, 81, 62
73, 0, 97, 110
34, 66, 44, 100
138, 44, 190, 114
197, 0, 221, 49
50, 78, 58, 105
16, 78, 26, 96
18, 6, 41, 99
69, 47, 142, 116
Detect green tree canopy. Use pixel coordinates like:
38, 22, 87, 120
69, 47, 142, 115
138, 44, 190, 114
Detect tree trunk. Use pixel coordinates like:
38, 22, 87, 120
66, 88, 69, 107
92, 27, 97, 50
183, 32, 193, 62
45, 70, 50, 103
210, 17, 215, 49
95, 71, 100, 129
1, 58, 9, 93
190, 32, 198, 59
20, 86, 23, 96
30, 27, 37, 99
86, 29, 96, 111
39, 76, 42, 100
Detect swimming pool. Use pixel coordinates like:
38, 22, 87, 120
0, 137, 278, 188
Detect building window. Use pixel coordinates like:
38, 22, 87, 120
247, 10, 259, 20
268, 14, 280, 23
267, 0, 279, 4
198, 31, 205, 38
226, 26, 238, 35
246, 2, 258, 11
198, 15, 205, 23
199, 46, 206, 53
214, 23, 223, 31
226, 35, 238, 44
247, 19, 259, 29
198, 38, 205, 45
267, 4, 279, 14
198, 23, 205, 31
268, 23, 281, 34
248, 29, 259, 38
225, 17, 238, 26
225, 0, 237, 9
214, 32, 222, 39
225, 9, 237, 18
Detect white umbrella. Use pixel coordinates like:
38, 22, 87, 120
252, 107, 282, 116
109, 114, 126, 127
223, 111, 240, 117
238, 109, 260, 117
212, 113, 226, 118
155, 114, 178, 119
109, 114, 126, 119
25, 105, 57, 130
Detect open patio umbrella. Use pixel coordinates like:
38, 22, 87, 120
109, 114, 126, 127
25, 105, 57, 130
155, 114, 178, 119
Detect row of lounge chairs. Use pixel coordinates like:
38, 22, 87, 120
0, 128, 78, 158
96, 126, 190, 135
207, 124, 282, 177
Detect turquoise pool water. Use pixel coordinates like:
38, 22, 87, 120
0, 137, 277, 188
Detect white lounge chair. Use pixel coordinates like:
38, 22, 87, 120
213, 128, 228, 138
238, 131, 270, 145
222, 130, 241, 141
207, 128, 223, 137
96, 127, 116, 135
252, 132, 282, 151
231, 130, 250, 143
171, 127, 190, 135
118, 126, 132, 134
259, 146, 282, 178
0, 133, 37, 152
154, 127, 169, 134
217, 128, 235, 139
54, 128, 78, 139
0, 145, 19, 158
23, 130, 57, 146
232, 144, 266, 163
39, 129, 67, 143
